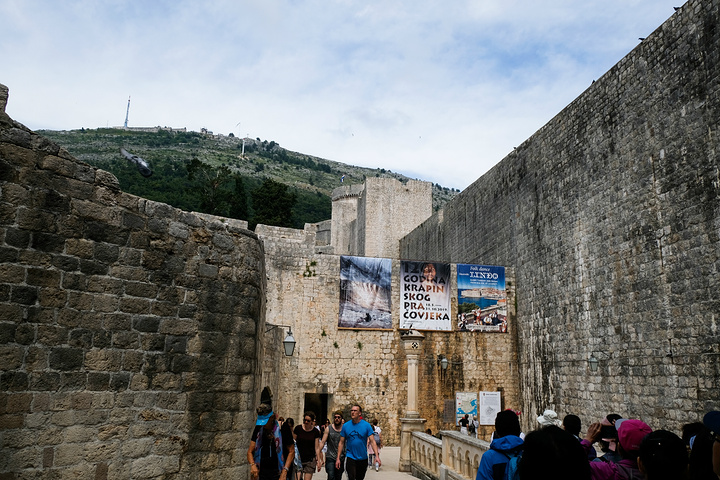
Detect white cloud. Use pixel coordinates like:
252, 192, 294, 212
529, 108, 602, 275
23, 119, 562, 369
0, 0, 678, 189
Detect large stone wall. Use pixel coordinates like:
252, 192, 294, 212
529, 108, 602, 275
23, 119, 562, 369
330, 179, 432, 259
257, 223, 520, 443
0, 86, 266, 479
401, 0, 720, 432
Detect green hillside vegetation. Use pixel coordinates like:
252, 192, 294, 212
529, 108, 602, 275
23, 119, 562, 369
39, 128, 459, 229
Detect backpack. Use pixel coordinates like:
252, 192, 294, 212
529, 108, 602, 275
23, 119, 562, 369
490, 446, 522, 480
372, 428, 381, 447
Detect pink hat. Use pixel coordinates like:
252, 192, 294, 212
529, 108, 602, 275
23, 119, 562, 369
615, 418, 652, 452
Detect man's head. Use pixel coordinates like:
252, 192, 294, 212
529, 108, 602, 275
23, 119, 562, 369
350, 404, 362, 422
495, 409, 521, 438
563, 415, 582, 437
615, 418, 652, 457
333, 410, 344, 426
638, 430, 688, 480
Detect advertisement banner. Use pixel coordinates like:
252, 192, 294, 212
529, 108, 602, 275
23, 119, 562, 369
399, 261, 452, 331
456, 264, 507, 332
338, 255, 392, 329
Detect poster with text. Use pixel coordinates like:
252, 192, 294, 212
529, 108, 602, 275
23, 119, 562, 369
455, 392, 478, 425
399, 261, 452, 331
338, 255, 392, 329
478, 391, 502, 425
456, 264, 507, 332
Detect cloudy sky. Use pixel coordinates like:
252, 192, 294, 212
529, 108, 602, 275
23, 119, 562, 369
1, 1, 678, 190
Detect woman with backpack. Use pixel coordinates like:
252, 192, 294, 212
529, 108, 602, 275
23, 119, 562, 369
248, 404, 295, 480
475, 410, 524, 480
367, 419, 382, 471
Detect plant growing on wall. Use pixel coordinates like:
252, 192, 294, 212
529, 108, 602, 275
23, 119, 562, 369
303, 261, 317, 277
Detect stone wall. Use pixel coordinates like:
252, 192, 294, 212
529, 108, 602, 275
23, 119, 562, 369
257, 222, 519, 443
401, 0, 720, 433
0, 86, 266, 479
330, 179, 432, 259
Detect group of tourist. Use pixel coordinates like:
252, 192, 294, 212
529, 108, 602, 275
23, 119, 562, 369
248, 403, 382, 480
476, 407, 720, 480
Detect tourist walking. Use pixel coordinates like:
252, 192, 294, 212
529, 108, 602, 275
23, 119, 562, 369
294, 411, 323, 480
320, 410, 346, 480
459, 414, 470, 435
367, 419, 382, 470
248, 404, 295, 480
336, 404, 381, 480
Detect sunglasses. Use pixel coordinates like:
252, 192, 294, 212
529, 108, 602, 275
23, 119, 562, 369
334, 416, 342, 419
304, 419, 312, 423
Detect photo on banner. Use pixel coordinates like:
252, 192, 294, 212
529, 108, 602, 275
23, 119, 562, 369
338, 255, 392, 329
456, 264, 507, 332
399, 261, 452, 331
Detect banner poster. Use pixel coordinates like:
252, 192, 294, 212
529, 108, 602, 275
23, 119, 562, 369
399, 261, 452, 331
338, 255, 392, 330
478, 391, 502, 425
455, 392, 478, 425
456, 264, 507, 332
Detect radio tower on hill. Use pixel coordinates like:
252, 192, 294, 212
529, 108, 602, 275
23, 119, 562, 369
123, 96, 131, 129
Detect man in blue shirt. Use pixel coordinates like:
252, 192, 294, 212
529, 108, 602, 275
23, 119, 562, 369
336, 404, 381, 480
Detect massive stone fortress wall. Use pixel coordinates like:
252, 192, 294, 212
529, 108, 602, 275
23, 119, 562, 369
331, 179, 432, 258
0, 89, 266, 479
401, 0, 720, 432
258, 220, 520, 444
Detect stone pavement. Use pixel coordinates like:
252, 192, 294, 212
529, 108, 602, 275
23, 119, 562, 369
361, 447, 414, 480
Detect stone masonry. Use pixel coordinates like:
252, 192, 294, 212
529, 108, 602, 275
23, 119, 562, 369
0, 84, 267, 479
401, 0, 720, 433
257, 220, 520, 445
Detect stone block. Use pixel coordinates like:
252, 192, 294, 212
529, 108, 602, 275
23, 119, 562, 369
10, 285, 37, 305
84, 349, 122, 371
37, 287, 66, 308
0, 371, 28, 391
28, 372, 60, 391
0, 345, 24, 369
119, 297, 151, 314
49, 347, 84, 371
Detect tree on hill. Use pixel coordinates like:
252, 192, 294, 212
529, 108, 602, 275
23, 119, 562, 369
250, 178, 297, 229
186, 158, 234, 216
229, 174, 249, 220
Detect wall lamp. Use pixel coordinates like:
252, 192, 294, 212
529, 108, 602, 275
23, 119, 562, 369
440, 356, 449, 371
588, 355, 599, 373
265, 324, 296, 356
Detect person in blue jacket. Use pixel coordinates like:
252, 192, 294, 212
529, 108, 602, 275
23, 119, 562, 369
476, 410, 524, 480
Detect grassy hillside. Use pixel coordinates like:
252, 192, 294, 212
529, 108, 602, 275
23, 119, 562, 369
39, 128, 459, 228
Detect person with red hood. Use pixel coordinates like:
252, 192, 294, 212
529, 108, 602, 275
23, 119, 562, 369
582, 418, 652, 479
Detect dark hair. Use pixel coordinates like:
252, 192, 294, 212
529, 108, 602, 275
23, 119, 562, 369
495, 410, 521, 438
681, 422, 706, 445
304, 411, 316, 421
285, 418, 295, 429
281, 419, 294, 439
687, 425, 717, 480
638, 430, 688, 480
563, 415, 581, 437
519, 426, 591, 480
606, 413, 622, 424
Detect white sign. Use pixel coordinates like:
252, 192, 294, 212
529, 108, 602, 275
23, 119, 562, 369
478, 391, 502, 425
